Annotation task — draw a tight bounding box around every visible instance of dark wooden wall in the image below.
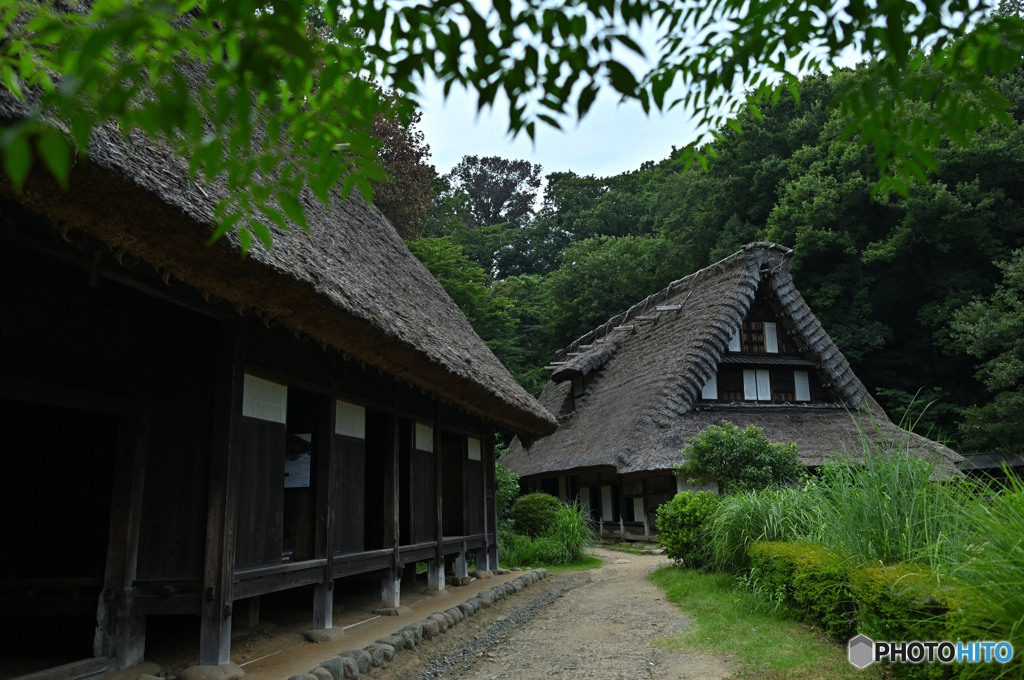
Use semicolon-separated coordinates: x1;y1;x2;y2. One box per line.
334;435;366;554
465;458;483;535
441;433;464;537
235;418;286;568
413;448;436;544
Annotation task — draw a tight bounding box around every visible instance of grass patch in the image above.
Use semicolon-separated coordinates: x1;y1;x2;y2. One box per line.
531;555;604;572
650;566;884;679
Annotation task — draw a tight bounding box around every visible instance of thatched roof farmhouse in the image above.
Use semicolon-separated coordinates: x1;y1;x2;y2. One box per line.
1;68;554;676
504;243;960;538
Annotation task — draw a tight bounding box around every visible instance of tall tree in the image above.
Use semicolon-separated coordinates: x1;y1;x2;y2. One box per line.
447;155;543;229
370;100;437;239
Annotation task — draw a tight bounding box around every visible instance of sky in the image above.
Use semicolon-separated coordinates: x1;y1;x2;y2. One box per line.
416;79;705;179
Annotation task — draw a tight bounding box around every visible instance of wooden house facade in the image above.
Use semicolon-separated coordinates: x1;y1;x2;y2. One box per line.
503;243;960;540
0;93;556;675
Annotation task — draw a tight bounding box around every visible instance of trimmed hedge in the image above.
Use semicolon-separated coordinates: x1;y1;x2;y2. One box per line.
849;564;993;679
656;491;721;568
748;541;856;639
511;493;561;538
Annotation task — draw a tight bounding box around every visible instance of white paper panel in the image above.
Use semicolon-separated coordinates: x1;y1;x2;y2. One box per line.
764;322;778;354
242;374;287;423
601;485;614;522
633;497;645;522
284;458;311;488
579;487;591;518
558;476;567;502
467;437;481;461
701;371;718;400
415;422;432;451
728;328;741;352
743;370;758;401
335;400;365;439
756;370;771;401
794;370;811;402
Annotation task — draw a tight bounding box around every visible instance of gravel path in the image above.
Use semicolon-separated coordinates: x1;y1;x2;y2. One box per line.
407;548;736;680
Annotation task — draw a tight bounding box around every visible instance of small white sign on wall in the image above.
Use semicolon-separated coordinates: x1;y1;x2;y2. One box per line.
284;457;311;488
467;437;481;461
601;485;614;522
633;497;645;522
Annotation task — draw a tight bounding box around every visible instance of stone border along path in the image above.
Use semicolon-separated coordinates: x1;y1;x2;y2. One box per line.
283;569;549;680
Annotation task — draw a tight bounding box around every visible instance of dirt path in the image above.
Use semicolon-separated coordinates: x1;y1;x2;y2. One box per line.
403;548;736;680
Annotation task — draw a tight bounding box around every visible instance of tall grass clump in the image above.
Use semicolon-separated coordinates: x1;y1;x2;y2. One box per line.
707;487;824;570
499;500;595;567
811;417;979;577
960;471;1024;668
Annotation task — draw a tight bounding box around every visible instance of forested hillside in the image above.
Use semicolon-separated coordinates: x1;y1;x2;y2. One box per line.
406;65;1024;453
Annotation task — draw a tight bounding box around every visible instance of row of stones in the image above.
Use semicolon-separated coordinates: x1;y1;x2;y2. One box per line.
288;569;549;680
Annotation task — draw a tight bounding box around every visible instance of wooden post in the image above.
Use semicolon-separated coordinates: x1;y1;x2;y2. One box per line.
484;432;498;570
454;541;469;578
199;323;243;666
642;478;651;540
381;410;401;608
312;392;337;629
94;322;151;668
94;411;149;667
427;404;445;592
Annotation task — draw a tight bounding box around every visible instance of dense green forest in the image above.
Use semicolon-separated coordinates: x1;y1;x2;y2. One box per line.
405;64;1024;453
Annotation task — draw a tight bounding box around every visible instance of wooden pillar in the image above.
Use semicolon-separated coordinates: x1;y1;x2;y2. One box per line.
94;411;150;667
428;404;445;592
381;410;401;608
312;392;337;629
199;323;243;666
642;478;651;540
483;432;498;570
454;541;469;578
94;322;151;668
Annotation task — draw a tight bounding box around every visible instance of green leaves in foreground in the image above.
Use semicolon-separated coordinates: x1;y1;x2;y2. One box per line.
1;0;393;253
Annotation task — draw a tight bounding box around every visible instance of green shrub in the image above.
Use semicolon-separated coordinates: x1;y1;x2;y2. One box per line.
675;421;806;494
511;492;561;537
495;460;520;522
813;430;980;578
958;474;1024;679
656;491;721;568
708;487;823;570
499;501;595;567
747;541;856;639
850;563;986;678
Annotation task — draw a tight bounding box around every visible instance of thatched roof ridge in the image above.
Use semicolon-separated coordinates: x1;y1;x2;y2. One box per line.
503;243;960;475
0;80;556;435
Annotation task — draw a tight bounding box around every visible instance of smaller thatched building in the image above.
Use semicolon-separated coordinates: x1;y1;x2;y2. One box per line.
503;243;961;539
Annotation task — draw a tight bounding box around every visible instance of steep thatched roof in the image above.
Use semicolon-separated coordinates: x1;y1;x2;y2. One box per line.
0;72;556;436
504;243;960;474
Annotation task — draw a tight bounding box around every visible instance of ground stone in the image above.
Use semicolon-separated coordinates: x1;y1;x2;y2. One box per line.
476;591;494;606
419;618;440;639
467;597;484;610
398;622;423;644
470;570;491;579
457;602;473;618
444;607;463;624
287;674;318;680
375;635;405;652
318;657;358;680
398;629;416;649
338;650;372;675
304;627;345;643
363;643;394;666
177;664;244;680
308;667;333;680
428;612;450;631
374;606;411;617
502;583;515;595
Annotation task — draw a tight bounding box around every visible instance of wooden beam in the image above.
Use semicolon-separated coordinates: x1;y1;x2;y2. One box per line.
0;375;136;416
612;326;634;332
9;658;111;680
199;322;244;666
655;305;681;311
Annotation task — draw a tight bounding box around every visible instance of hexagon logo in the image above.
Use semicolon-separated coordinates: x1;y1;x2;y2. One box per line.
848;634;875;669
